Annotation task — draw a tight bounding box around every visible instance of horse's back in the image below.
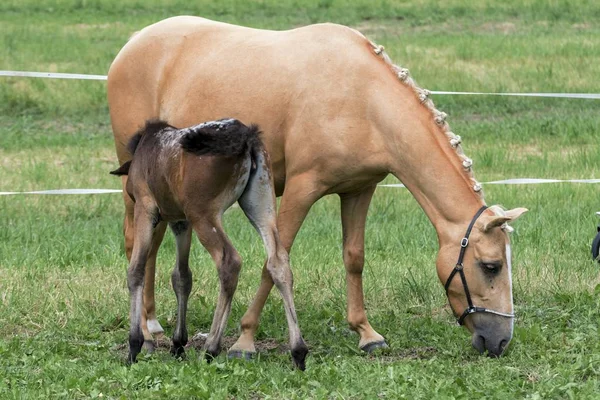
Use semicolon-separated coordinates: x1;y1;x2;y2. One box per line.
108;16;373;132
108;16;389;192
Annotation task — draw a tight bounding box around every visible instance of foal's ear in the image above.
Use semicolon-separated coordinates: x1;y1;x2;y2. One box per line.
480;207;528;232
110;161;131;176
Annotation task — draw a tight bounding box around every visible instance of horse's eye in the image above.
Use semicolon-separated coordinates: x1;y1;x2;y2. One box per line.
480;262;502;273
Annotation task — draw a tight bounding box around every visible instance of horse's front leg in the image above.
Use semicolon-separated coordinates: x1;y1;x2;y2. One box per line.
340;186;388;352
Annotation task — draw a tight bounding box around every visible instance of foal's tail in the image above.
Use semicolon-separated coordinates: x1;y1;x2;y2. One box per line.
180;119;262;157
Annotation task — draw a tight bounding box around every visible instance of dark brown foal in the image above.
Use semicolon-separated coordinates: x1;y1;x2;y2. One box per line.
110;119;308;369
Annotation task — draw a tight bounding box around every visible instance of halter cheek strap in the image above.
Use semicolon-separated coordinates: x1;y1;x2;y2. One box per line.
444;205;515;325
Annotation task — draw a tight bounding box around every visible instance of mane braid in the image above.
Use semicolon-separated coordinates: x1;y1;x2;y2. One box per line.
369;41;484;199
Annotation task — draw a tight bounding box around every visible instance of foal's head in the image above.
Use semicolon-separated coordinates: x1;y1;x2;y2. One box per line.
437;206;527;357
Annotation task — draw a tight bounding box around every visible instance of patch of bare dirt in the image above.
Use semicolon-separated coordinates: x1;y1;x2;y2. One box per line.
369;346;438;362
185;334;286;353
479;22;516;34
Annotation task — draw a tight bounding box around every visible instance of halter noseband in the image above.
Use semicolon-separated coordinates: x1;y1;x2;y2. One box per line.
444;205;515;325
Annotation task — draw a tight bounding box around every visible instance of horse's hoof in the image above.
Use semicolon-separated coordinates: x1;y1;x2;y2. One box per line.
142;340;155;354
360;340;389;354
227;350;255;361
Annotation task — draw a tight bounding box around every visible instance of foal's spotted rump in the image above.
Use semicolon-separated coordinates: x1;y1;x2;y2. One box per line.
111;119;308;369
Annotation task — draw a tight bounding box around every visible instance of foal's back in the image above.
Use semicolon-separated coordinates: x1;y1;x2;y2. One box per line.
122;119;261;222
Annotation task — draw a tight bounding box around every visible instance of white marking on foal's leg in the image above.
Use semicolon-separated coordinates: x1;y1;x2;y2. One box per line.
147;319;164;335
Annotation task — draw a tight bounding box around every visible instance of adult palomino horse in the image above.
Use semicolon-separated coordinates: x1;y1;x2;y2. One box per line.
110;119;307;368
108;16;527;357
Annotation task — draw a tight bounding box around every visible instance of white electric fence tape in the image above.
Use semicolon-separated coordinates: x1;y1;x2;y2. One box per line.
1;71;599;195
0;71;107;80
2;70;600;99
429;91;600;100
0;189;122;196
2;179;599;195
379;178;600;188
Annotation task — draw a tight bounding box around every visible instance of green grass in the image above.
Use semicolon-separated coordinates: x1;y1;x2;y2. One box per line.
1;0;600;398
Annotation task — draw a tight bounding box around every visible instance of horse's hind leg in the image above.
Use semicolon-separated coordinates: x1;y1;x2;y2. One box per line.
230;148;308;369
126;203;156;364
169;221;193;358
340;186;387;353
193;218;242;360
143;221;167;341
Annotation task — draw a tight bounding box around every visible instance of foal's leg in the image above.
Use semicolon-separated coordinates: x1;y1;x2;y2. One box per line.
230;151;308;369
127;203;156;363
169;221;193;358
230;173;324;361
340;186;387;352
122;180;165;350
193;218;242;359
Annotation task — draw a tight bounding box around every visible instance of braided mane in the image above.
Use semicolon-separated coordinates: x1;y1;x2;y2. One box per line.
370;42;484;199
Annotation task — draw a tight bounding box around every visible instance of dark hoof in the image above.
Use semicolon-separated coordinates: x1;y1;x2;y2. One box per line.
143;340;155;354
291;343;309;371
361;341;389;354
127;352;138;365
204;349;220;363
227;350;255;361
170;345;186;360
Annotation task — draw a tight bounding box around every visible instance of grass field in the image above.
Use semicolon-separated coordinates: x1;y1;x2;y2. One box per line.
1;0;600;398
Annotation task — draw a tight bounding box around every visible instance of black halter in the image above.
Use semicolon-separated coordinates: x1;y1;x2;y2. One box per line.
444;205;515;325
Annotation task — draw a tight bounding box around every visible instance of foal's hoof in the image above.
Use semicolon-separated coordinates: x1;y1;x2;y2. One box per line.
126;352;138;366
142;340;155;354
204;349;221;363
170;345;186;360
292;344;309;371
360;340;389;354
227;350;255;361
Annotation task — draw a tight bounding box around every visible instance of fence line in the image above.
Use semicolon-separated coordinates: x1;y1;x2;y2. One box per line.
2;70;600;99
2;70;599;196
2;178;600;196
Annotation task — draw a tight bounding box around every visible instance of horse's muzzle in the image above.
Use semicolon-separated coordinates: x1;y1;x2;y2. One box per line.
472;331;511;357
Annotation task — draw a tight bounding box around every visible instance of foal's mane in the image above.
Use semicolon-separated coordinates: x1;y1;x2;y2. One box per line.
369;41;484;199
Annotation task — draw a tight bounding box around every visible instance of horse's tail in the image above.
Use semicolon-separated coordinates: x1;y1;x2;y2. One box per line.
180;119;261;157
110;119;174;176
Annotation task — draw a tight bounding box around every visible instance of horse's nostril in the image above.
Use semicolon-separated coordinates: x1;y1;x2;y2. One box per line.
499;339;508;353
472;334;486;354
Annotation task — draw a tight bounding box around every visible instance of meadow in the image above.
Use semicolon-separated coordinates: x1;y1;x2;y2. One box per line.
1;0;600;398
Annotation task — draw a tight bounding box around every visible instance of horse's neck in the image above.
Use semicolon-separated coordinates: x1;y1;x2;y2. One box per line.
374;86;485;243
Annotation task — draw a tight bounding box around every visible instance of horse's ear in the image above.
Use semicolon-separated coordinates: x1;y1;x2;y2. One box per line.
504;207;528;221
480;215;511;232
110;161;131;176
480;207;528;232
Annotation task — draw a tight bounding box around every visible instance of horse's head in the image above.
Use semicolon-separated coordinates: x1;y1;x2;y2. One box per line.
437;206;527;357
